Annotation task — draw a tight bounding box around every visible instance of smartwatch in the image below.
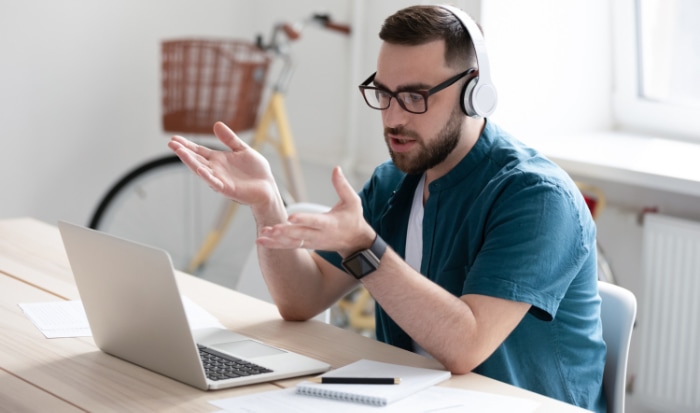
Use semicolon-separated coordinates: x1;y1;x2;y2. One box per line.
341;234;387;279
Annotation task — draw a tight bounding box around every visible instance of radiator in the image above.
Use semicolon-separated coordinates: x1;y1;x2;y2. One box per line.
637;213;700;411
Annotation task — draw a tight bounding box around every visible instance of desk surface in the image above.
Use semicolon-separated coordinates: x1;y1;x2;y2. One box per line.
0;218;590;412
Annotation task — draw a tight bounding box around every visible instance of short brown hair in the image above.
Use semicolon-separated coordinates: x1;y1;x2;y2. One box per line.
379;5;477;70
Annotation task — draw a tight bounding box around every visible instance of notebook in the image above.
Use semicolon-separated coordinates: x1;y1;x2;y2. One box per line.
57;221;330;390
296;359;451;406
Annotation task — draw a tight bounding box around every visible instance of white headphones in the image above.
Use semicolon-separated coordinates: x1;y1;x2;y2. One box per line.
439;5;498;118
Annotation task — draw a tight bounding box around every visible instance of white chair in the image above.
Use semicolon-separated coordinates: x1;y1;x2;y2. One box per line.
598;280;637;413
236;202;331;323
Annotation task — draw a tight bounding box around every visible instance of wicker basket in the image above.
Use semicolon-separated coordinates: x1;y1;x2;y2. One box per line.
161;39;270;135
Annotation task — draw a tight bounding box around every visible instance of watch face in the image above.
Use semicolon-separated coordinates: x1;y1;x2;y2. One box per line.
343;253;376;278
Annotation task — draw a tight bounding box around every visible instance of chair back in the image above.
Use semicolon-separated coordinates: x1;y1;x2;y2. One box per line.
598;281;637;413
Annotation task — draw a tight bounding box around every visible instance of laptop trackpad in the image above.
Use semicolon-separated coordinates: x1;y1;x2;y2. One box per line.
211;340;286;359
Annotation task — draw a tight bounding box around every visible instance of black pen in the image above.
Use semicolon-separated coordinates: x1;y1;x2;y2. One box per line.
308;377;401;385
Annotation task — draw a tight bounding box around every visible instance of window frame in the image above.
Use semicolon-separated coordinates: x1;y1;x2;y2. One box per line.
612;0;700;142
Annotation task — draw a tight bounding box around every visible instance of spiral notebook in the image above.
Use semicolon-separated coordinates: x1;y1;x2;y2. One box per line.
296;359;451;406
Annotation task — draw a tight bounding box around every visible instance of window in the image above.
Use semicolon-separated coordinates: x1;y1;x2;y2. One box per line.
638;0;700;107
612;0;700;141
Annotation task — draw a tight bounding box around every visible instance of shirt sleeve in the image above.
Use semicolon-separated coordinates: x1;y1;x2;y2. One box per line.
463;170;595;320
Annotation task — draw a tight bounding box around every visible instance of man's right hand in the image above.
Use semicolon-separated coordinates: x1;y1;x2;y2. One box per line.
167;122;282;210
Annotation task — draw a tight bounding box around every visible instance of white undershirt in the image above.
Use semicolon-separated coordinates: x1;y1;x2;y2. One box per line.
405;173;425;272
406;174;432;358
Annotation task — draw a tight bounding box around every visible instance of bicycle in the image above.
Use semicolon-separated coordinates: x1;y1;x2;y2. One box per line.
88;13;350;284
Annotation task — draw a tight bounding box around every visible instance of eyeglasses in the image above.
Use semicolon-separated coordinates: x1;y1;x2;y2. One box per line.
358;68;476;114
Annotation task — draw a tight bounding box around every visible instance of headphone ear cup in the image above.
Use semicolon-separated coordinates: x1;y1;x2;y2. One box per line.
461;76;478;117
472;82;498;118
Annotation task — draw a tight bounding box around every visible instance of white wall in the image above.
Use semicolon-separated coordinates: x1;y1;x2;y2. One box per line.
482;0;613;137
0;0;352;225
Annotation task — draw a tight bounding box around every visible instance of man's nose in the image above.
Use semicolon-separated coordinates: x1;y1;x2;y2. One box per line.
382;98;409;128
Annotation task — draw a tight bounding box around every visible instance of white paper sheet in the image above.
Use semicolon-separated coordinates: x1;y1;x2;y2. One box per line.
19;300;91;338
210;386;540;413
19;296;223;338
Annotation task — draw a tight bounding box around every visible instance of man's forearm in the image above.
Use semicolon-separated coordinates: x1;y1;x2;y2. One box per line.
361;248;530;374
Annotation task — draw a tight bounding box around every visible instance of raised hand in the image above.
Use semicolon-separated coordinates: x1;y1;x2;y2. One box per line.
257;166;375;255
168;122;281;208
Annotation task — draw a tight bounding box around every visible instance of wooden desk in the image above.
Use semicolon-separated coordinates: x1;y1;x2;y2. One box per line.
0;218;590;412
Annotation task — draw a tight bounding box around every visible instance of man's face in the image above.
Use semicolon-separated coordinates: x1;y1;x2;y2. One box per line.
374;40;466;175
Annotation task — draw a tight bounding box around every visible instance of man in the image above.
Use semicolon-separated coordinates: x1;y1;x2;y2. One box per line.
169;5;606;412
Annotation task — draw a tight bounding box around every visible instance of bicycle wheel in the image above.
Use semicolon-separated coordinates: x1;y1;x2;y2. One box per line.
89;155;257;286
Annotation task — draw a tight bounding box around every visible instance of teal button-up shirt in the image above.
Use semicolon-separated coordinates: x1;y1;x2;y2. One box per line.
318;120;606;412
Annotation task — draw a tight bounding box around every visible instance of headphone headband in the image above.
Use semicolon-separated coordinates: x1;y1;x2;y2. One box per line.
439;5;497;118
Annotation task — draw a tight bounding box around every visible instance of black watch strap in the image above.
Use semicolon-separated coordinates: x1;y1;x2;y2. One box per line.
341;234;387;279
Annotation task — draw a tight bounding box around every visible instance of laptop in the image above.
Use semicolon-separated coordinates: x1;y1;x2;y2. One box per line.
57;221;330;390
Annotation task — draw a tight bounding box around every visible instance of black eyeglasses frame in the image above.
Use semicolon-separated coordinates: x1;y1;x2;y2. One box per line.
358;68;477;114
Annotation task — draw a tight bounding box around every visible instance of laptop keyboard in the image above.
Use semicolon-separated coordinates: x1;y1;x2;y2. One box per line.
198;344;273;381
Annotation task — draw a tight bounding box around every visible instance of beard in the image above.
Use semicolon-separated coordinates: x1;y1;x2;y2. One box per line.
384;104;463;175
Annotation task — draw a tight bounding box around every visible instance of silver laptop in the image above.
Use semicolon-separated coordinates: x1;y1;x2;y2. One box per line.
58;221;330;390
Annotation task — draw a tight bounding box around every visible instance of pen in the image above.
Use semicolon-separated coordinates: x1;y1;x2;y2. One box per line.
308;377;401;385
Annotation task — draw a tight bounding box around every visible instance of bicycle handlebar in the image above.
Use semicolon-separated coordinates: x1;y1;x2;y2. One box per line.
256;12;350;52
281;24;301;41
311;13;351;35
322;21;351;35
255;12;350;93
